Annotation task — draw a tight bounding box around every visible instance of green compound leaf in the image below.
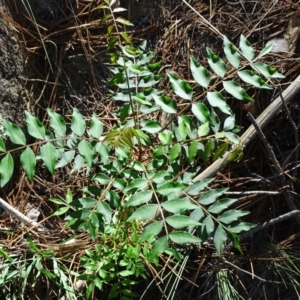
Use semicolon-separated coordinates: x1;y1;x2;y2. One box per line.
228;222;256;233
71;154;85;173
218;209;249;224
149;236;168;261
239;35;255;61
119;31;132;44
138;39;148;52
97;201;112;224
140;120;162;133
158;130;173;145
161;198;198;214
258;42;273;58
238;70;272;89
188;140;199;163
207;92;233;115
65;188;73;204
227;146;243;162
126;190;153;207
53;206;69;216
4;120;26;145
208;198;237;214
119;104;130;122
104;127;141;150
78;140;94;168
148;61;162;72
86;223;97;241
133;93;152;105
187;178;214;196
127;204;158;222
71;108;86;136
199;216;215;244
55;150;75;169
223;81;254;101
210;107;221;133
109;73;126;86
116;17;134;26
138;75;163;88
157;182;186;196
40;142;57;175
199;188;228;205
223;36;241;68
95;143;109;164
109;92;130;102
72;197;97;209
128;64;152;76
121;45;141;58
189;208;204;224
223;115;236;131
203;140;215;162
206;48;227;78
139;221;163;243
25;111;45;140
214;225;227;257
123;178;148;193
252;62;285;79
224;132;240;144
168;143;181;163
167;73;193;100
192;102;212;124
153;94;177;114
89;113;103;139
213;143;228;161
178;115;194;137
190;56;211;88
81;186;101;197
20;147;36;182
151;171;173;184
93;173;110;185
169;231;201;244
166;215;201;229
198;122;210;137
90;211;101;228
0;153;13;187
0;137;5;152
47;109;66;137
136;129;151;145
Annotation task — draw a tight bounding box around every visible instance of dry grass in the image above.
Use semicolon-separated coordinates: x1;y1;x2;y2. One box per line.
1;0;300;299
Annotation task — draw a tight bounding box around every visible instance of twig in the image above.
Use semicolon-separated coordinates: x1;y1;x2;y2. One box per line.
246;112;300;227
278;87;299;176
239;210;300;242
226;210;300;250
223;258;300;287
0;197;48;232
224;190;283;195
251;163;300;181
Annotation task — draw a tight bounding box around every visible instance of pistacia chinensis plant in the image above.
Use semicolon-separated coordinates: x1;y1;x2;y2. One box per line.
0;2;284;299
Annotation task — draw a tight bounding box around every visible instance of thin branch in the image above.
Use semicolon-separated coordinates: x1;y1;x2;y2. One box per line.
223;258;300;287
226;210;300;252
0;197;48;232
251;163;300;181
278;87;299;174
246;112;300;227
239;210;300;242
224;190;283;195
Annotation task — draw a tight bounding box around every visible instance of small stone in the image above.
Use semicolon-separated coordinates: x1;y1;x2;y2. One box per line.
266;38;289;53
